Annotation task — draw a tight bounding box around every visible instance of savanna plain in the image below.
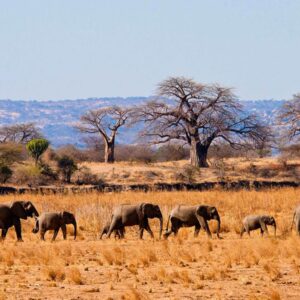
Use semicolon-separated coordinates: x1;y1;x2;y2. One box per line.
0;188;300;300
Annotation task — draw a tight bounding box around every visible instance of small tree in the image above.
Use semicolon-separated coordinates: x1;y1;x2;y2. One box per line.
26;138;49;165
0;123;41;144
0;165;12;183
77;106;131;163
57;155;77;183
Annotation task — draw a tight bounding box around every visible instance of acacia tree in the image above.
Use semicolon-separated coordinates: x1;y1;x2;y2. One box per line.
0;123;41;144
137;77;268;168
78;106;131;163
278;94;300;142
26;138;49;165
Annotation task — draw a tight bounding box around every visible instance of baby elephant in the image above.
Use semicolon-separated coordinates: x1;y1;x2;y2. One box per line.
100;222;125;239
240;215;276;237
32;211;77;241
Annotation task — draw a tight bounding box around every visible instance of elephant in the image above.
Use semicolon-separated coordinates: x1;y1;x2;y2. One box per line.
106;203;163;239
163;205;221;239
100;221;125;239
32;211;77;241
291;205;300;235
0;201;39;241
240;215;276;237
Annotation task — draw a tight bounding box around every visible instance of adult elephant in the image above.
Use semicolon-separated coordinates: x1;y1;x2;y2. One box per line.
0;201;39;241
107;203;163;239
291;205;300;235
164;205;221;239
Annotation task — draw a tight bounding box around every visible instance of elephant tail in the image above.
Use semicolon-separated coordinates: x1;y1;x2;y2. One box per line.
165;215;170;232
291;211;296;231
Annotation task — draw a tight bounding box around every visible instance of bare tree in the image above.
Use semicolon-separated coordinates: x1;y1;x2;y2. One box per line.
0;123;41;144
278;94;300;142
137;77;268;168
77;106;131;163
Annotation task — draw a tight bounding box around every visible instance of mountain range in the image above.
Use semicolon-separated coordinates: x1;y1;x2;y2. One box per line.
0;98;285;147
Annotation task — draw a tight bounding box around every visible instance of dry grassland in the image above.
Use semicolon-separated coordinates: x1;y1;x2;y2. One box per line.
0;188;299;299
82;158;300;184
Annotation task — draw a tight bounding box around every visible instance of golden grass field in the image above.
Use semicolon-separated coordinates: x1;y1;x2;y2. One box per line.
0;188;300;299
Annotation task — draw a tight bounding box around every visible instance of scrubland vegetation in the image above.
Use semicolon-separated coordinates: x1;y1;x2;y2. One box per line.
0;188;299;299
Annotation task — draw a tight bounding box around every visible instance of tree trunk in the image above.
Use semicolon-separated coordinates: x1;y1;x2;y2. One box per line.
104;141;115;163
190;139;209;168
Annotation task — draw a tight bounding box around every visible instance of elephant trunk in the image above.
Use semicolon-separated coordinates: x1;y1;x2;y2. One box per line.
158;216;163;239
273;222;276;237
216;215;221;239
73;220;77;240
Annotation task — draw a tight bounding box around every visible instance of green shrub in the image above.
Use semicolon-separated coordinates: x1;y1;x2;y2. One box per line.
26;138;49;165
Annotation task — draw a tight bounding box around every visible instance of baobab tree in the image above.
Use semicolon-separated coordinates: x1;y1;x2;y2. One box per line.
78;106;131;163
137;77;268;168
278;94;300;142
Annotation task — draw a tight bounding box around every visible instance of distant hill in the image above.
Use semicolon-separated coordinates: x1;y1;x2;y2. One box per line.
0;97;285;147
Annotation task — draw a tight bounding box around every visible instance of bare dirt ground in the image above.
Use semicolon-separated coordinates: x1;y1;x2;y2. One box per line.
0;189;299;299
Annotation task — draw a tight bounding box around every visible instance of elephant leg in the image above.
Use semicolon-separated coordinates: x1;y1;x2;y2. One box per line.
61;224;67;240
260;222;269;236
1;228;8;240
296;218;300;236
243;224;251;236
196;216;212;238
194;224;200;237
144;221;154;239
139;227;144;239
172;218;182;237
100;227;107;239
260;227;264;236
13;218;23;241
40;229;46;241
240;226;245;238
107;218;119;238
120;227;125;239
52;228;59;241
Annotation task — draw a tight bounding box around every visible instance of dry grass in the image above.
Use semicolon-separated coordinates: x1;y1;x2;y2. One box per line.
81;157;300;184
0;188;299;299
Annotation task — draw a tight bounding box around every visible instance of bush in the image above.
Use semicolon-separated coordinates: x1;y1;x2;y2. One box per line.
0;142;25;165
74;166;99;185
57;156;78;183
39;162;58;180
12;164;47;186
154;144;189;162
0;165;12;183
212;158;226;180
174;165;200;183
56;145;88;162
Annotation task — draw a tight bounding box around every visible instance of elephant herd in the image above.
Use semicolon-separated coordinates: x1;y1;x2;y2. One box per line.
0;200;300;242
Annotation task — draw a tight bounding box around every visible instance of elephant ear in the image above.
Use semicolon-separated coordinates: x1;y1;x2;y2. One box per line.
137;203;147;221
10;201;27;220
61;211;74;224
196;205;208;217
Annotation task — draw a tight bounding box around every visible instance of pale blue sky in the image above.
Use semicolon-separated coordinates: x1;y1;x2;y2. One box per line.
0;1;299;100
